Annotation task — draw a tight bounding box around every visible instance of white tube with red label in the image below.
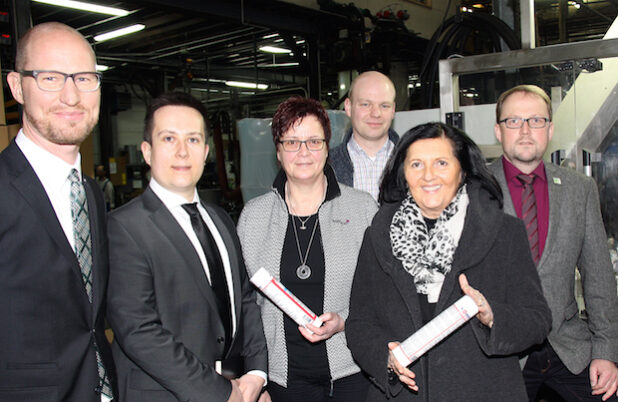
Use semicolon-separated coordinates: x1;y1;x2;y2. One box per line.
392;295;479;367
250;267;323;333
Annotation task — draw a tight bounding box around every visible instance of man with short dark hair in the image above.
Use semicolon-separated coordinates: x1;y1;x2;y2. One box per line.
107;92;267;402
489;84;618;401
0;22;117;402
330;71;398;201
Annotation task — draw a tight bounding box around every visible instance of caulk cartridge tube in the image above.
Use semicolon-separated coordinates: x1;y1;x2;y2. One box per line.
250;267;323;332
392;295;479;367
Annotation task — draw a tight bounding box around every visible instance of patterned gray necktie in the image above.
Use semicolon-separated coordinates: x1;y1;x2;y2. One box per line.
68;169;112;398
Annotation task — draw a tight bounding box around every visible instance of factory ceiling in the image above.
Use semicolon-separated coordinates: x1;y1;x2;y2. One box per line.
3;0;617;115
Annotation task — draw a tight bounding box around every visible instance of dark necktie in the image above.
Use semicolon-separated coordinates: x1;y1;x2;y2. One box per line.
517;173;540;265
68;169;112;398
182;203;232;353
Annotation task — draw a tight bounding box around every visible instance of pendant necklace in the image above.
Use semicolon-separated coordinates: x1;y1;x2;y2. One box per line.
285;180;326;230
296;215;312;230
291;213;319;280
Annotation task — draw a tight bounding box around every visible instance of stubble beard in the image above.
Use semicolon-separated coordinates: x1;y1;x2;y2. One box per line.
511;144;544;166
23;105;96;146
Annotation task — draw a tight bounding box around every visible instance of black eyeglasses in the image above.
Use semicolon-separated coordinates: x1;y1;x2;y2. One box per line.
278;139;326;152
499;117;550;129
19;70;102;92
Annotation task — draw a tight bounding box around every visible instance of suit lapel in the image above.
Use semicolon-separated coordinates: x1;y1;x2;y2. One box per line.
202;204;241;329
143;188;221;317
7;143;89;303
491;158;562;271
490;159;516;216
540;164;563;269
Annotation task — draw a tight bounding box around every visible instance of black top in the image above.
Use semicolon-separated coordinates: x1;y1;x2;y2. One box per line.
272;165;341;382
280;213;329;380
419;216;439;323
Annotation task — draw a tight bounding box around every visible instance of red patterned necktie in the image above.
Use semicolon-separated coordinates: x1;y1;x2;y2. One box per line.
517;173;540;265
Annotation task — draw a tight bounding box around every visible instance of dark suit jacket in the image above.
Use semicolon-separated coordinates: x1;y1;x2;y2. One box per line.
489;159;618;374
0;140;118;402
107;186;267;402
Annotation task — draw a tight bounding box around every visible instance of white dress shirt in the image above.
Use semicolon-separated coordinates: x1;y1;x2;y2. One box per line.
149;178;238;331
16;130;82;249
148;178;267;383
16;130;113;402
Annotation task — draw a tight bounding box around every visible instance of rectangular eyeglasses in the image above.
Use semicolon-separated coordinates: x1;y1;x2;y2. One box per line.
278;139;326;152
499;117;550;129
19;70;102;92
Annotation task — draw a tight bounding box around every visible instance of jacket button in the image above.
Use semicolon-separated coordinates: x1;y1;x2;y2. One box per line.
217;336;225;343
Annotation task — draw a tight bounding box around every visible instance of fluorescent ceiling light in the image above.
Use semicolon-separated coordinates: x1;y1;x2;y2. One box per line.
225;81;268;90
262;33;279;39
259;46;291;54
95;64;109;71
259;62;300;68
94;24;145;43
33;0;129;16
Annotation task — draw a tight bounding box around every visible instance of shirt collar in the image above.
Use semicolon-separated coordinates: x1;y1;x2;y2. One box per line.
347;134;392;157
149;178;199;210
15;129;82;189
273;163;341;203
502;156;547;186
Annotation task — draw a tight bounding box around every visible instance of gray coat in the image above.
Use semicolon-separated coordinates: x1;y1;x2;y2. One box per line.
489;159;618;373
237;171;378;387
347;180;552;401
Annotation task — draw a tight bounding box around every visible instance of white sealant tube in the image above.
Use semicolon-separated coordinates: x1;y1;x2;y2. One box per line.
250;267;323;332
392;295;479;367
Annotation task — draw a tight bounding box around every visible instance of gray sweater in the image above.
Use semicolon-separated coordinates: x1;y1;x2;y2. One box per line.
237;174;377;387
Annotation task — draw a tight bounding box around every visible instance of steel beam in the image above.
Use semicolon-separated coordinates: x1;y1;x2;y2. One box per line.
439;37;618;118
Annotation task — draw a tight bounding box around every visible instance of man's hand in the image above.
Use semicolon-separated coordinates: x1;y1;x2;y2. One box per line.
237;373;265;402
227;379;243;402
257;390;272;402
299;312;344;343
590;359;618;401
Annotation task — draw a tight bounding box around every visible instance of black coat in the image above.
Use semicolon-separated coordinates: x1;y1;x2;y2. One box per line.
346;180;551;401
0;141;118;402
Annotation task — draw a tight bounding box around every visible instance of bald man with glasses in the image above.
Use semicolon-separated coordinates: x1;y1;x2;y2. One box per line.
0;22;117;402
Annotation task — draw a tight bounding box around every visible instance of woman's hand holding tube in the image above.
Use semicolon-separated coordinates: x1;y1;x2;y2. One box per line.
299;312;344;343
459;273;494;328
388;342;419;391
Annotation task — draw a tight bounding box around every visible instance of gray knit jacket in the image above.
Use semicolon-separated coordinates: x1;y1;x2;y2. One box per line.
237;168;378;387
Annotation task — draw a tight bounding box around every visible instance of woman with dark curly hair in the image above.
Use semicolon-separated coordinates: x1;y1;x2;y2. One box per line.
238;96;377;401
346;122;551;401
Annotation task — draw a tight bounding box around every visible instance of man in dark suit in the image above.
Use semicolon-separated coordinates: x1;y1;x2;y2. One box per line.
107;92;268;402
0;22;117;402
489;85;618;401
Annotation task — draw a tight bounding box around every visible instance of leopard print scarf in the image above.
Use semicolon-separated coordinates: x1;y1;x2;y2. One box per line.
390;185;469;303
